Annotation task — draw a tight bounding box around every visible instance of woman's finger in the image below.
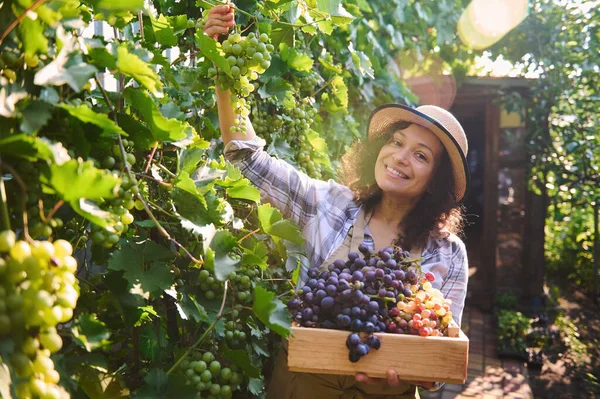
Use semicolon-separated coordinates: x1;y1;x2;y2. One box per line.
386;369;400;387
203;25;230;38
206;11;234;22
208;4;231;14
203;17;234;32
355;373;380;385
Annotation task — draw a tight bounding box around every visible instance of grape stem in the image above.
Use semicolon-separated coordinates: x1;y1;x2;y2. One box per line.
0;160;30;241
312;61;352;98
237;228;260;243
0;167;11;231
143;141;159;174
94;76;204;266
0;0;47;45
167;280;229;375
46;200;65;221
134;172;173;187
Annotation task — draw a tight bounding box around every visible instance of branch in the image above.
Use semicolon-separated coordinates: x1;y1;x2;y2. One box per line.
94;77;203;265
0;0;48;45
238;228;260;243
0;168;11;231
46;200;65;221
167;280;229;375
0;160;30;240
144;141;159;174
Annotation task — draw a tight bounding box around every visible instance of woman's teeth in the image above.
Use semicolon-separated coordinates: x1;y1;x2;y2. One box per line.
386;166;408;179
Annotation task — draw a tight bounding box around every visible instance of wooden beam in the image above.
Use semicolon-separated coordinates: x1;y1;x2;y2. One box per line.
481;102;500;311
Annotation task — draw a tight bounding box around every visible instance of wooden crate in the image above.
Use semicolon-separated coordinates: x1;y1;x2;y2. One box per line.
287;323;469;384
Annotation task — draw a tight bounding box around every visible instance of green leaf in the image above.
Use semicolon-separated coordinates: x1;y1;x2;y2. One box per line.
257;204;304;245
117;45;162;95
20;101;53;133
270;25;294;48
223;346;260;378
150;14;177;47
0;134;52;161
349;43;374;79
248;378;265;396
19;16;48;56
258;77;294;103
316;0;354;25
287;51;313;72
242;251;268;270
44;159;120;202
59;104;127;137
124;88;190;142
116;113;156;150
207;230;240;281
176;293;210;323
86;0;143;11
252;285;292;337
194;31;231;77
226;184;260;203
108;240;175;299
72;199;119;233
78;366;130;399
306;129;331;167
317;19;334;34
71;314;111;352
160;102;185;120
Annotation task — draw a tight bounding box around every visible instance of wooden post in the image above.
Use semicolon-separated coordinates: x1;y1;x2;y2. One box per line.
482;102;500;311
594;202;599;304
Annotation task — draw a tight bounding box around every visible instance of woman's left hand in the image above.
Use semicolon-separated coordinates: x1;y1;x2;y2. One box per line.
355;369;434;390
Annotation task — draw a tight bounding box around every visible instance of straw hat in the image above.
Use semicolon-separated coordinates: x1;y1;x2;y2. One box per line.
367;104;470;202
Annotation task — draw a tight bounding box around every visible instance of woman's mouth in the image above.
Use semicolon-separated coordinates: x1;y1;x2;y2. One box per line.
385;166;409;179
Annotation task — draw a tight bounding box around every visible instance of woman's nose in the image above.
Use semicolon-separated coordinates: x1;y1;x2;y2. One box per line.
392;148;410;164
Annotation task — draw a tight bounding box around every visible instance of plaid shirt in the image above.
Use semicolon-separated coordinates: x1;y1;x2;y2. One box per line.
224;137;469;326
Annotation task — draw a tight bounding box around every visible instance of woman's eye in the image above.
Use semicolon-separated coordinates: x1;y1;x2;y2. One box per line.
393;140;402;147
416;152;427;161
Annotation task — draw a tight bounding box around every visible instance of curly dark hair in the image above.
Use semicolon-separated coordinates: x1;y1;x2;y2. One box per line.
337;121;464;250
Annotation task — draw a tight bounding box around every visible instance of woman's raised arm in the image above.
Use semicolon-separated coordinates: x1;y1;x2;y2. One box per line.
203;4;257;145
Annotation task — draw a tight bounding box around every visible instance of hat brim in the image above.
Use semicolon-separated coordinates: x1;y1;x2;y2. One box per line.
367;104;471;203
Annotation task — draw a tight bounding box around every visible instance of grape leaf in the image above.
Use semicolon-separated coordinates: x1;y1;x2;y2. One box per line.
226;184;261;203
71;314;111;352
206;230;240;281
257;204;304;245
59;104;127;137
73;199;118;232
124;88;190;142
248;378;265;396
108;240;175;299
223;346;260;378
252;285;292;337
150;14;177;47
258;77;294;102
44;159;121;202
78;367;131;399
176;293;210;323
85;0;143;11
117;45;163;95
316;0;355;25
348;42;374;78
19;16;48;56
194;31;231;78
0;134;52;161
20;101;53;133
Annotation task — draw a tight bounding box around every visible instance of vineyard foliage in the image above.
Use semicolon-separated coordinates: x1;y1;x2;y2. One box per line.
488;0;599;292
0;0;477;396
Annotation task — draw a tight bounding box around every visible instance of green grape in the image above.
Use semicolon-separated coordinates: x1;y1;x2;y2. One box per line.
200;369;212;383
0;230;16;252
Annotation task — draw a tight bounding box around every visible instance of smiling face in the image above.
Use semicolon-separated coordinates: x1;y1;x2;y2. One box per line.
374;123;445;202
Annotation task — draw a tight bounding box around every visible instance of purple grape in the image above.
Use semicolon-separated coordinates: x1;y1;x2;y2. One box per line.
356;343;370;356
327;263;335;272
383;275;393;285
339;272;352;282
308;267;319;278
378;289;387;298
326;284;337;296
386;259;397;269
354;258;366;268
367;335;381;350
348;252;359;262
352;271;364;281
333;259;346;269
327;277;339;286
375;269;384;278
368;301;379;312
351;289;363;303
377;322;387;332
361;295;370;305
385;291;395;298
351;319;363;332
367;258;377;266
394;270;405;280
364;322;375;333
366;271;376;282
304;292;314;304
288;298;301;309
302;308;313;320
378;251;391;261
403;288;413;298
337;314;351;327
358;243;370;254
301;285;312;294
321;296;335;311
308;279;318;289
315;290;327;302
347;333;361;346
349;350;361;363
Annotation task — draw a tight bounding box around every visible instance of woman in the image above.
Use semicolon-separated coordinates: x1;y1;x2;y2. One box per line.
204;5;469;398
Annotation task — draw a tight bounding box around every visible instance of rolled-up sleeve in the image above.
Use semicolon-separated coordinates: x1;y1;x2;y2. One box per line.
223;137;343;228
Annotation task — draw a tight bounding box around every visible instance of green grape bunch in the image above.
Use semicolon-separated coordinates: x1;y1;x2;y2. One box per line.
207;31;274;133
0;231;78;399
179;351;243;398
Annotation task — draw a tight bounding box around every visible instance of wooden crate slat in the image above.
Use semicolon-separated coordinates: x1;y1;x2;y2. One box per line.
288;326;469;384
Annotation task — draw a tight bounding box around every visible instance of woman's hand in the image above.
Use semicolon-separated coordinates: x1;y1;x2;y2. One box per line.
355;370;434;390
202;4;235;39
